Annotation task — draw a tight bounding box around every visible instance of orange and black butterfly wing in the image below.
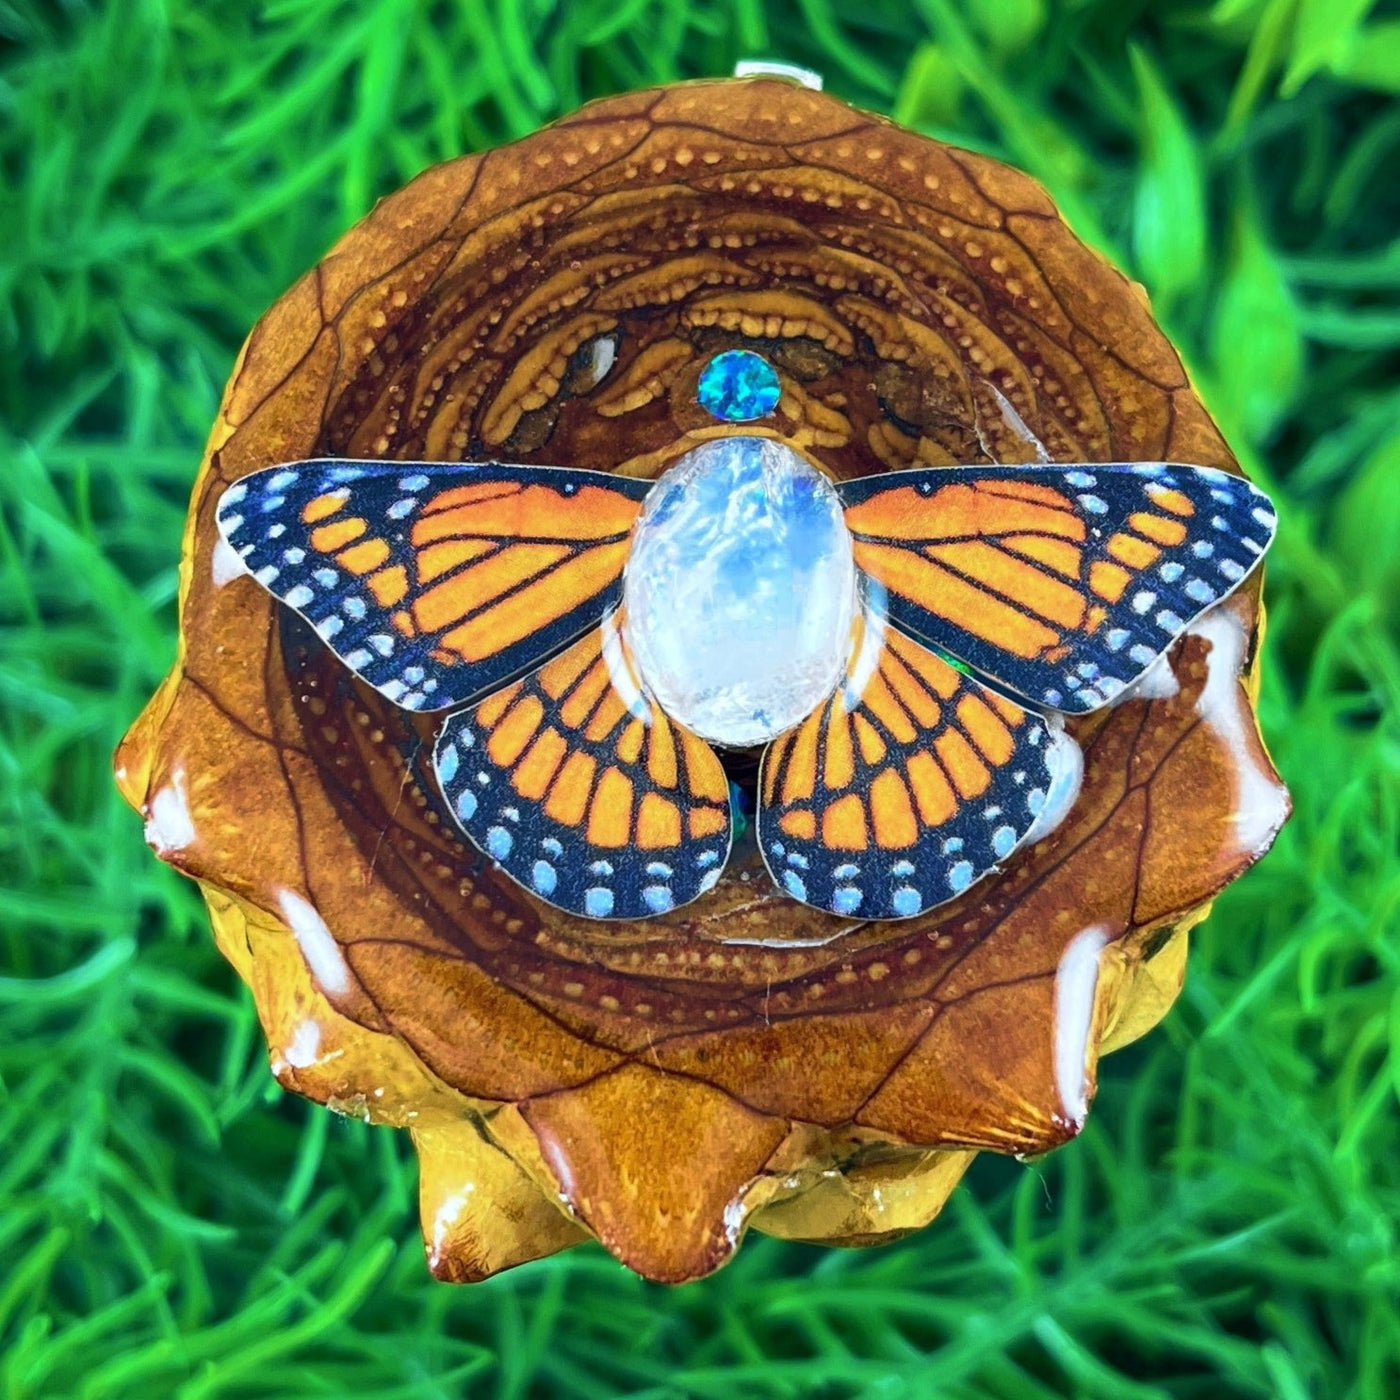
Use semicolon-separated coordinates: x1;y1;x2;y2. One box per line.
757;615;1068;918
434;612;732;919
839;462;1276;712
216;458;652;711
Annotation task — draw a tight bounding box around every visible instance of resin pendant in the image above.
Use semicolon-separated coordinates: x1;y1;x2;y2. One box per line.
116;73;1289;1286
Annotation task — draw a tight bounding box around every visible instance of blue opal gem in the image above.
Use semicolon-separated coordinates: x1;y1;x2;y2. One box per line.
697;350;781;422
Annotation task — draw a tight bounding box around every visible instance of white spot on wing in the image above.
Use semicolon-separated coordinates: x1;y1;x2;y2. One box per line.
278;889;351;995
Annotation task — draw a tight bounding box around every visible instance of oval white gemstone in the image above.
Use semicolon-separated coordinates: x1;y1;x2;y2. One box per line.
622;436;856;747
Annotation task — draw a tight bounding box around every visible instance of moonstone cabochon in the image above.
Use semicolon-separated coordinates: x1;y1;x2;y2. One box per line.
114;77;1290;1284
622;434;857;746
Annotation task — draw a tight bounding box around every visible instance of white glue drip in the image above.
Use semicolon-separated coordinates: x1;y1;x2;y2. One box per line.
144;768;196;853
282;1018;323;1070
278;889;351;996
1024;720;1085;848
988;382;1052;463
1053;923;1111;1127
211;535;248;587
1190;608;1290;856
1128;651;1180;700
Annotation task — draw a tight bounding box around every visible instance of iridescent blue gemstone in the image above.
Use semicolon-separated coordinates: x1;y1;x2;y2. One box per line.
696;349;781;422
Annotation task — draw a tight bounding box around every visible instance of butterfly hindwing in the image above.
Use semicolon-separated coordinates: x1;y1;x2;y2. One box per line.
216;458;652;711
757;614;1061;918
839;462;1276;712
434;612;732;920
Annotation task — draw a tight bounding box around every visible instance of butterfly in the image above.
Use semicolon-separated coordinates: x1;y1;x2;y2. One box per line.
216;452;1276;921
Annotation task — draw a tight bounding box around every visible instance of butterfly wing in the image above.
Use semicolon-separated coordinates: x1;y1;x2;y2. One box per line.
839;462;1277;711
757;612;1068;919
435;611;732;920
216;458;652;711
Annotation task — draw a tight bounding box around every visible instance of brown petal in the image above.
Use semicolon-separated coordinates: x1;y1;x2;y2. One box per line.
521;1064;788;1281
751;1147;976;1245
414;1118;587;1282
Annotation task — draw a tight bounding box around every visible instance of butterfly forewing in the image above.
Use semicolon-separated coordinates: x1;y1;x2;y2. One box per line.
435;612;732;921
216;458;652;711
839;462;1276;712
756;614;1061;918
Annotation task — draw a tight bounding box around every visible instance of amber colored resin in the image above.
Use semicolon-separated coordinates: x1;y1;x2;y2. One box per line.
116;78;1289;1284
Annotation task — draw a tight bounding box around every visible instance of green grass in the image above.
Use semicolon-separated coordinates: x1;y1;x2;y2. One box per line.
2;0;1398;1395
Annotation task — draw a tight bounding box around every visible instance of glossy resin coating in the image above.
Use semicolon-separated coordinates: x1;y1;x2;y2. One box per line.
116;77;1289;1284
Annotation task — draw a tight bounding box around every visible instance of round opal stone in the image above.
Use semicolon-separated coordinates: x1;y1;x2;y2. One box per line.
622;436;857;747
696;350;781;422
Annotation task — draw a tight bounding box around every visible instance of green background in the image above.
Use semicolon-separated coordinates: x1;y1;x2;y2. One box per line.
2;0;1398;1395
